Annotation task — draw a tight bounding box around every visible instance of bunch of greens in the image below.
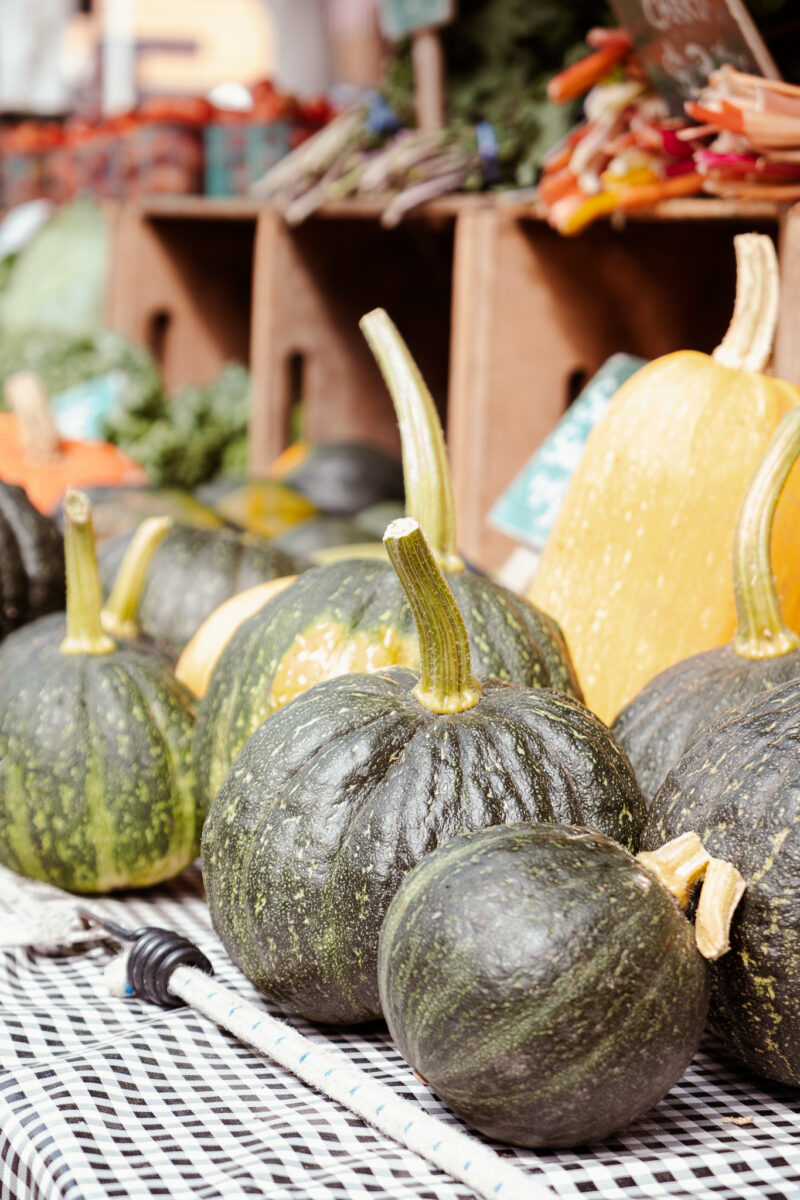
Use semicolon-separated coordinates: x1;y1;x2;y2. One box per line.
104;363;250;489
384;0;612;188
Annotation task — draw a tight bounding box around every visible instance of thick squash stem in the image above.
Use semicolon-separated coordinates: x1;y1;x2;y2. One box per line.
733;408;800;659
4;371;61;462
360;309;464;574
101;516;173;640
637;832;710;909
384;518;481;713
712;233;779;373
61;490;115;656
694;857;746;961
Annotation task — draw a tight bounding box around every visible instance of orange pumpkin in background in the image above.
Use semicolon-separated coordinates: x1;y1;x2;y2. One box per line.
529;233;800;724
0;372;147;513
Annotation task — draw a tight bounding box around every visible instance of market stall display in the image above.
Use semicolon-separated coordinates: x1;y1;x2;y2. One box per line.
4;2;800;1197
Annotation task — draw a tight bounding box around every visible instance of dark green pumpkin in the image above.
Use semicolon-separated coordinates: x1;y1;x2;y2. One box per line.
378;822;710;1147
0;481;64;640
200;519;644;1025
99;525;295;662
0;492;199;893
613;410;800;800
54;484;226;546
194;311;582;808
268;441;404;515
270;514;380;568
643;677;800;1085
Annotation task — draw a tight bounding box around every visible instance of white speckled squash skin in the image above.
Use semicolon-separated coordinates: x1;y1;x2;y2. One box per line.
193;558;583;812
643;678;800;1085
202;520;644;1026
0;612;199;893
201;668;644;1026
99;526;295;662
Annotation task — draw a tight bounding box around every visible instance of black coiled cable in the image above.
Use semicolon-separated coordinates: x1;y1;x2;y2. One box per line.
127;927;213;1008
78;909;214;1009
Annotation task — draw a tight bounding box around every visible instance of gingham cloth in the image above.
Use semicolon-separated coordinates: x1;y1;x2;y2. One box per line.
1;865;799;1200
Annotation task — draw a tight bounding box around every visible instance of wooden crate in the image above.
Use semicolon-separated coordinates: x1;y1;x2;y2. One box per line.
449;197;788;570
106;195;795;572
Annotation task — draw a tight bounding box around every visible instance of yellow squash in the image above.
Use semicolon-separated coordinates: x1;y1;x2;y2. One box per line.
529;233;800;723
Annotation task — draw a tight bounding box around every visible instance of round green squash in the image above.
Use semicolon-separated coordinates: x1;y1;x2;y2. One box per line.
54;484;226;546
613;410;800;800
270;514;380;568
378;822;710;1147
267;440;404;515
0;480;65;640
201;518;644;1026
99;525;295;662
194;311;582;808
643;677;800;1085
0;491;199;893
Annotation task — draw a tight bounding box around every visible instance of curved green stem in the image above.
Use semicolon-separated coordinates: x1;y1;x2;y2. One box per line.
61;490;115;656
384;517;480;714
101;516;172;640
360;308;464;573
712;233;779;373
733;408;800;659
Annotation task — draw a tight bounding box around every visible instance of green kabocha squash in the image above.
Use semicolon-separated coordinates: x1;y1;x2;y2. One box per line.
643;677;800;1085
0;491;199;893
378;823;726;1147
54;484;226;546
266;440;405;515
99;525;295;662
269;514;381;568
201;518;644;1025
194;310;581;808
0;480;65;640
613;409;800;800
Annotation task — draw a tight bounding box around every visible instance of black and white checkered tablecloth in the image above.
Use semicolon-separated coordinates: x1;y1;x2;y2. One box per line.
1;865;799;1200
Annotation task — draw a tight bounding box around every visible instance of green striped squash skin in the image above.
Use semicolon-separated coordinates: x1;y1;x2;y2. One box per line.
99;526;295;662
194;560;583;810
612;644;800;801
0;613;199;893
643;679;800;1086
0;482;64;640
378;822;709;1148
201;669;645;1026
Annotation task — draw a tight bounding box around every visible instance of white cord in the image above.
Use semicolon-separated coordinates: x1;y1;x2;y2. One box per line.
169;965;554;1200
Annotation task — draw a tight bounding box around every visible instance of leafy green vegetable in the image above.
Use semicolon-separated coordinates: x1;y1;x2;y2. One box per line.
0;199;108;335
383;0;611;187
104;363;251;488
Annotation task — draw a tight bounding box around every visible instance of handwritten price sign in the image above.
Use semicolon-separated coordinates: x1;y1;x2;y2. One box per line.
379;0;455;40
609;0;780;113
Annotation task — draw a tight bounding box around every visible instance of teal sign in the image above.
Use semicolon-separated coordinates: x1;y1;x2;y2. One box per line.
379;0;455;39
489;354;646;551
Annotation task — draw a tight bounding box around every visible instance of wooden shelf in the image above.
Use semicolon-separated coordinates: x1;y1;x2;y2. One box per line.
132;192;488;223
106;192;800;572
131;191;785;226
